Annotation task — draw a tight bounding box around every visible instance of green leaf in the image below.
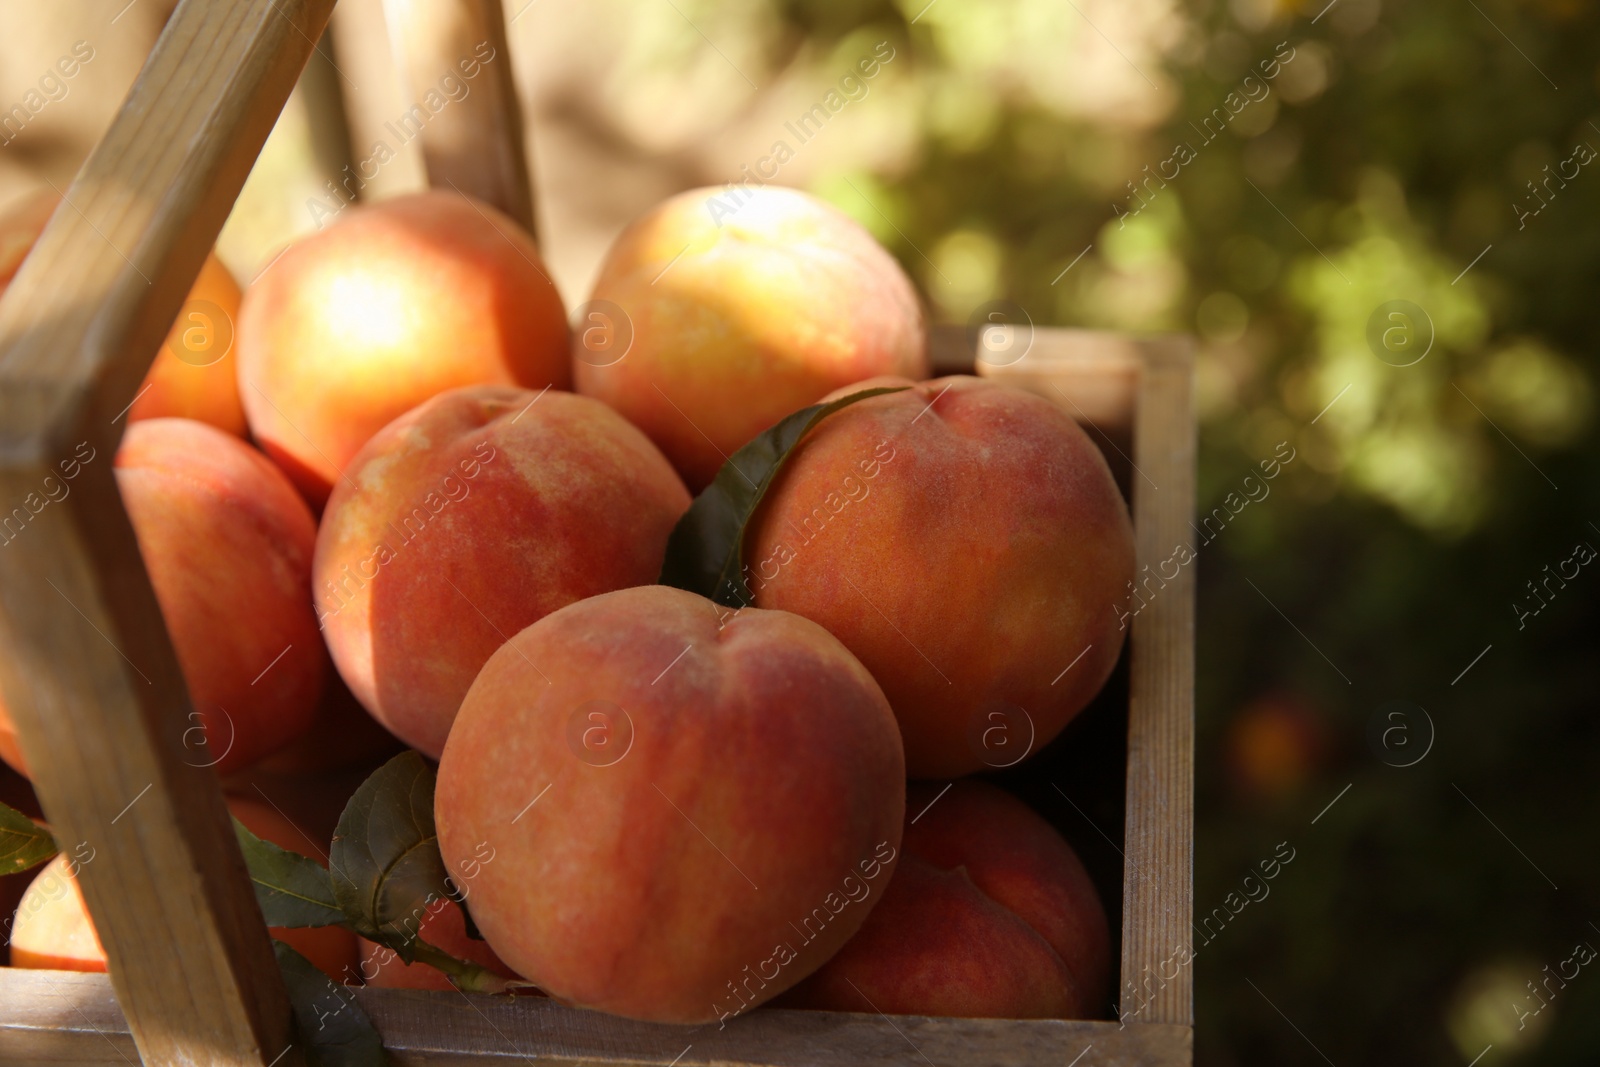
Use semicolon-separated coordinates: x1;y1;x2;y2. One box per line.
659;386;906;608
0;800;56;875
327;751;532;993
329;751;449;961
234;816;343;929
273;940;388;1067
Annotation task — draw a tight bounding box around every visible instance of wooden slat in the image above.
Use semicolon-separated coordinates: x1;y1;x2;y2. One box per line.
329;0;431;203
1119;338;1196;1027
381;0;537;235
0;1;337;1065
0;969;1192;1067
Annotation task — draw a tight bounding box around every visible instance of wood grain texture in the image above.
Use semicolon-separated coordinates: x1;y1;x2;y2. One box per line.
0;969;1192;1067
381;0;537;235
330;0;431;203
0;1;337;1064
1120;338;1197;1027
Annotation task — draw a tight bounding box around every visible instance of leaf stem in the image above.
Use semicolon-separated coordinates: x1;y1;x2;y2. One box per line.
408;938;532;995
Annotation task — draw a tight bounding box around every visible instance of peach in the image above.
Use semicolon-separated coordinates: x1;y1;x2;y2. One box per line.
576;185;927;491
0;419;326;779
127;253;248;436
1;189;246;436
746;375;1134;778
314;385;690;757
238;190;570;507
7;797;358;979
435;585;905;1024
780;780;1111;1018
356;894;518;991
6;854;101;971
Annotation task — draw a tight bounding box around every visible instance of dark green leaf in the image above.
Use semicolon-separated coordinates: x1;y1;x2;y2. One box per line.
659;386;906;607
0;800;56;875
235;816;343;929
273;940;388;1067
329;751;451;962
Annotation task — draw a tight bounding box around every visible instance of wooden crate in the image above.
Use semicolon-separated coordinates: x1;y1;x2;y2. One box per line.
0;2;1194;1064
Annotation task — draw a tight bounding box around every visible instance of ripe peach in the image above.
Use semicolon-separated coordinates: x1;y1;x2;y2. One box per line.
435;585;906;1024
1;189;246;436
314;385;690;757
576;185;928;491
7;797;357;979
238;190;571;507
6;852;101;971
127;254;248;436
780;780;1111;1018
746;375;1134;778
0;419;326;780
116;420;325;773
356;894;518;991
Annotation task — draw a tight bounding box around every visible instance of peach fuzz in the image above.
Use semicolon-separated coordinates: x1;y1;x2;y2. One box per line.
7;797;358;979
314;385;690;758
780;780;1111;1018
238;190;570;507
435;585;905;1024
1;189;246;436
745;375;1134;778
576;185;927;491
0;420;324;777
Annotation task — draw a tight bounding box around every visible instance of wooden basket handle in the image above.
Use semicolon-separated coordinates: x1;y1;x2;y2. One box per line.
337;0;537;236
0;2;337;1064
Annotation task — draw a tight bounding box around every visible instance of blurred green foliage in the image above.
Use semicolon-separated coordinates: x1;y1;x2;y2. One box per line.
722;0;1600;1061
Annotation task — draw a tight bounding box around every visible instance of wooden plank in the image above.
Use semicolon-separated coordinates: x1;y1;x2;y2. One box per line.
382;0;537;235
1119;338;1197;1028
329;0;431;203
0;970;1193;1067
0;1;338;1065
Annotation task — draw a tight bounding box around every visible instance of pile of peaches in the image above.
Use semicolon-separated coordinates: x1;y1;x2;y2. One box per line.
0;182;1133;1025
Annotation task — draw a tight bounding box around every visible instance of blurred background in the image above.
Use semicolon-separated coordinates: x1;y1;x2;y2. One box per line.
3;0;1597;1062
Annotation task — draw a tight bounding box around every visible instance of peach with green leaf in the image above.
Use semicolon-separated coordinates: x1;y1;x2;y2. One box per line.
743;376;1134;778
7;796;357;979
